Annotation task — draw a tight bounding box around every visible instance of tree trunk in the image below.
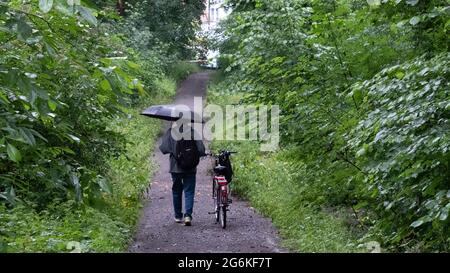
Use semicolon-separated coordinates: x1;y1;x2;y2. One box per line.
117;0;125;16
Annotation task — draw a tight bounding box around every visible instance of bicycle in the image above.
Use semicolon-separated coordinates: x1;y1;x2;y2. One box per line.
207;150;236;229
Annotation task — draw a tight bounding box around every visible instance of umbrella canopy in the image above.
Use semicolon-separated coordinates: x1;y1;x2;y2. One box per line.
141;104;204;123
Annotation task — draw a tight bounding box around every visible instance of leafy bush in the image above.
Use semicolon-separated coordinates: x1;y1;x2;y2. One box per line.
0;0;198;252
217;0;449;251
0;1;145;207
347;53;450;250
0;202;128;252
0;78;175;252
209;88;363;252
168;61;202;83
120;0;205;59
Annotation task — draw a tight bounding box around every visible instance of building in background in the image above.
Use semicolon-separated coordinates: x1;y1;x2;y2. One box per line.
199;0;231;68
201;0;231;31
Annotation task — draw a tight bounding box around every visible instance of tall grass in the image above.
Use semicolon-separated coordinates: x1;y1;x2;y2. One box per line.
208;84;366;252
0;78;176;252
168;61;201;83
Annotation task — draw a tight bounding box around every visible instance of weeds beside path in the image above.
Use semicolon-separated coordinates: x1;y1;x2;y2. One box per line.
129;72;287;253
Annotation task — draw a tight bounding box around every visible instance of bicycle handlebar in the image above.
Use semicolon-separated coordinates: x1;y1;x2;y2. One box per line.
206;150;238;157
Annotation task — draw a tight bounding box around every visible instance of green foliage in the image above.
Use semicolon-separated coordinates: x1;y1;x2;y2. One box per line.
0;0;136;207
168;61;201;83
347;53;450;250
0;77;176;252
0;202;129;252
0;0;196;252
105;80;175;225
218;0;449;251
209;88;363;253
123;0;206;59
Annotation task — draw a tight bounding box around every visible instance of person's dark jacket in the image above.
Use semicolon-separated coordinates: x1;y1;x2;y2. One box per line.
159;128;206;174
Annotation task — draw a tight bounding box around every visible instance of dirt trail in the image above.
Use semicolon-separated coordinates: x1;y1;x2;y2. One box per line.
128;72;286;253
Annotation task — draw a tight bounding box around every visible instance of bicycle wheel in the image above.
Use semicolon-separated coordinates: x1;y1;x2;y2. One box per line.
212;178;216;197
220;206;227;229
215;189;220;223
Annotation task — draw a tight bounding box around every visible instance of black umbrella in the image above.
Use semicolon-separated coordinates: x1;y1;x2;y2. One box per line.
141;104;204;123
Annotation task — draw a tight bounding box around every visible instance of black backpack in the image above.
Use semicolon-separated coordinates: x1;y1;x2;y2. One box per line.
174;139;200;170
218;154;233;183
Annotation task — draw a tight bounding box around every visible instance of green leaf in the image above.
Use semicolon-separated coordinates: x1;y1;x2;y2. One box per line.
395;71;405;80
410;219;424;228
44;41;56;57
126;61;140;69
0;90;9;103
356;147;366;157
19;128;36;145
67;0;81;6
70;173;82;202
410;215;432;228
24;73;37;79
48;100;57;111
406;0;419;6
439;210;448;221
0;193;7;202
100;79;112;91
409;16;421;26
98;178;113;194
7;143;22;163
29;129;48;142
353;201;368;210
0;187;16;205
39;0;54;13
353;89;363;104
16;19;32;41
77;6;97;26
136;82;145;96
68;134;81;143
61;147;76;155
367;0;381;6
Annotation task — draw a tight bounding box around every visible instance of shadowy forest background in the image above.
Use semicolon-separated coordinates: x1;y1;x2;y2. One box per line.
0;0;204;252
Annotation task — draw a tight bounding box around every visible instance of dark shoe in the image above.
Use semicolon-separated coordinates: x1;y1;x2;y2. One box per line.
184;216;192;226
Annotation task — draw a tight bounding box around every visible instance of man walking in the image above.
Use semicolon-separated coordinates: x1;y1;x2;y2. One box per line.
159;124;206;226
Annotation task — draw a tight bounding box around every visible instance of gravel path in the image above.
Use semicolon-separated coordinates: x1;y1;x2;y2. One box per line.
128;72;286;253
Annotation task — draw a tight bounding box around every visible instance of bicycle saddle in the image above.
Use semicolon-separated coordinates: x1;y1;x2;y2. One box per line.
214;165;227;173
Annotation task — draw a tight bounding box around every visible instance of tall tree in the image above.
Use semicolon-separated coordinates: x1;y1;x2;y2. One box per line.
117;0;125;16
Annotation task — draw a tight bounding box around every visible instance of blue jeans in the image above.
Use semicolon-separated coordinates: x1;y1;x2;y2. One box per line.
171;173;196;219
